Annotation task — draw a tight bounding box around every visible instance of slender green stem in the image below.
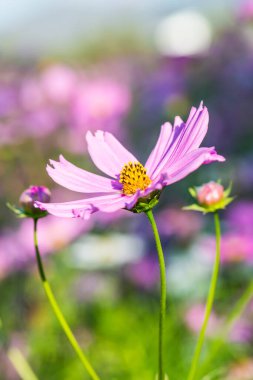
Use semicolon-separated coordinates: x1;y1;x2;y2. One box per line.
199;279;253;379
187;212;221;380
8;347;39;380
146;209;167;380
33;218;100;380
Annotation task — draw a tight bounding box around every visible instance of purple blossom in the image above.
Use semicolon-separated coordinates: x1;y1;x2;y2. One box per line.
124;257;159;290
228;201;253;235
36;102;224;218
229;319;253;343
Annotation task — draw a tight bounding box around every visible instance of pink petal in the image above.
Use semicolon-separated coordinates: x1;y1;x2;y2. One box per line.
86;131;138;178
145;122;173;176
174;102;209;157
47;155;115;193
163;147;225;186
150;102;210;179
36;193;138;219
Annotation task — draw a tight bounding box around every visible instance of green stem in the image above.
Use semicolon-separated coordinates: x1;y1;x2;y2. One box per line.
146;209;167;380
187;212;221;380
33;218;100;380
8;347;39;380
198;279;253;379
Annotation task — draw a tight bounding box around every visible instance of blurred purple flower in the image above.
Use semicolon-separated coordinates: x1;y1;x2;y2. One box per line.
124;257;159;290
156;207;203;240
228;201;253;235
220;233;253;264
229;318;253;343
40;64;77;104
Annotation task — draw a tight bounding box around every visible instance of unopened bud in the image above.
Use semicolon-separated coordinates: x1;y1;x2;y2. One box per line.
197;181;224;207
19;186;51;218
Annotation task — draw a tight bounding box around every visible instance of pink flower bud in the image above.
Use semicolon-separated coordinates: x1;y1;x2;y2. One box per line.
19;186;51;217
197;181;224;207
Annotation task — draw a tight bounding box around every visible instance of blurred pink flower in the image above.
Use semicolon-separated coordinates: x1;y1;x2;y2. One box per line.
200;233;253;265
20;78;45;110
237;0;253;22
220;233;253;264
184;304;221;336
23;107;60;138
41;64;77;104
71;78;131;131
37;102;224;219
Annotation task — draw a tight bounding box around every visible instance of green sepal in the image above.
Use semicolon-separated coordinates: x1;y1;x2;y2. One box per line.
188;187;197;198
6;202;48;219
131;190;161;213
223;181;232;197
6;203;28;218
183;204;207;213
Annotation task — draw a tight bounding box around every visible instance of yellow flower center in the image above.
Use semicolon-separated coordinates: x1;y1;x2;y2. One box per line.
119;162;152;196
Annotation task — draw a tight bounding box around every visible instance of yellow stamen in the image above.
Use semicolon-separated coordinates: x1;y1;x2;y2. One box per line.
119;162;152;196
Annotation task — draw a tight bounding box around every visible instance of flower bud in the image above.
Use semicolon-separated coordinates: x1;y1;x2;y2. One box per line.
19;186;51;218
184;181;234;214
197;181;224;207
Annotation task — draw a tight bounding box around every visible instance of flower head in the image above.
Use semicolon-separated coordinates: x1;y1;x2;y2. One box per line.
8;186;51;219
36;102;225;219
184;181;233;214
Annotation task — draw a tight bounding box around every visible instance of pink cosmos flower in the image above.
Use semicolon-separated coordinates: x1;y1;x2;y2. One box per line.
36;102;225;219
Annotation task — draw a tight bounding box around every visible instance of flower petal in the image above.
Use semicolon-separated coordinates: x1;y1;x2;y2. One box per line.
145;122;173;176
36;193;138;219
47;155;116;193
86;131;138;178
150;102;210;179
163;147;225;186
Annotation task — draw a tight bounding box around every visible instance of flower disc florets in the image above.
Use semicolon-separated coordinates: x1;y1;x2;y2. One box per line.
119;162;152;196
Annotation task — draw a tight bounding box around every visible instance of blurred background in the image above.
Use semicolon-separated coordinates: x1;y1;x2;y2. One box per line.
1;0;253;379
